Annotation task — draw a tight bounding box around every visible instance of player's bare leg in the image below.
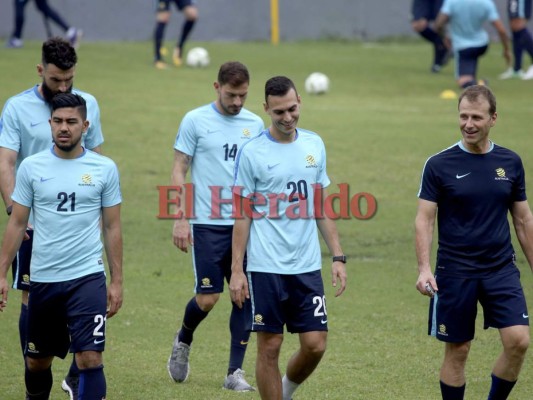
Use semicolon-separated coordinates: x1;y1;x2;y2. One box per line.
285;331;326;384
440;341;470;386
256;332;283;399
492;325;529;381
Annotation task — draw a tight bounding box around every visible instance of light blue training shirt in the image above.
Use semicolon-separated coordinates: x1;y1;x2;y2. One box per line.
174;102;264;225
12;148;122;282
233;128;331;275
440;0;500;51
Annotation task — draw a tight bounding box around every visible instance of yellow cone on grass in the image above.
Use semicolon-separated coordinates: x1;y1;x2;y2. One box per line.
440;89;457;100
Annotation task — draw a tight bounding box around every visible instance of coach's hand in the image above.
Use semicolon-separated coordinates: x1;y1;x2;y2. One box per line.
416;270;437;298
173;219;193;253
229;270;249;308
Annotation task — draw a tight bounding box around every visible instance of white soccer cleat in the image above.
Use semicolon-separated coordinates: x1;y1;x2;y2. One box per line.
499;67;524;80
522;65;533;80
67;27;83;49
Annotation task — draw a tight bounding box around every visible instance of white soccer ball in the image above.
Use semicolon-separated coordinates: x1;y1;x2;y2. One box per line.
186;47;210;68
304;72;330;95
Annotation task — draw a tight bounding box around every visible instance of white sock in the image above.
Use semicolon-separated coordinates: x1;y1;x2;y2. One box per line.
282;375;299;400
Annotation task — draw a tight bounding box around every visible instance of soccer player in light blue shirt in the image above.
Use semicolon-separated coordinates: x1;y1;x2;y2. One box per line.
230;76;347;400
0;37;104;398
435;0;511;87
168;61;264;390
233;127;329;275
0;93;122;400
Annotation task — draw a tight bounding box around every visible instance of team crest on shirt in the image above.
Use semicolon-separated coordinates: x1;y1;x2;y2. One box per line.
241;128;252;139
438;324;448;336
494;168;509;181
78;174;96;187
200;277;212;288
254;314;265;325
305;155;318;168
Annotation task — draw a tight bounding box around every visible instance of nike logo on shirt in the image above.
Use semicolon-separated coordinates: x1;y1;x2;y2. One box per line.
456;173;471;179
30;121;45;127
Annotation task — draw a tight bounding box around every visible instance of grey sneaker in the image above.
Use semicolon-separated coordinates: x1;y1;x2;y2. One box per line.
223;368;255;392
523;65;533;80
167;339;190;383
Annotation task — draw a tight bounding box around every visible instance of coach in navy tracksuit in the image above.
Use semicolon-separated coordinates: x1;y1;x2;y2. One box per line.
415;85;532;400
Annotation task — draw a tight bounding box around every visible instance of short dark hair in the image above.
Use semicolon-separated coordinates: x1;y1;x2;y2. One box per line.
50;93;87;120
458;85;497;116
218;61;250;87
42;37;77;70
264;76;298;102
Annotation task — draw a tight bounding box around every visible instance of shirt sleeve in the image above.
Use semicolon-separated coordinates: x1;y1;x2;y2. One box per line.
317;140;331;188
513;156;527;202
440;0;452;15
0;100;22;152
11;160;33;207
102;161;122;207
488;1;500;21
417;158;440;202
174;113;197;156
233;145;255;198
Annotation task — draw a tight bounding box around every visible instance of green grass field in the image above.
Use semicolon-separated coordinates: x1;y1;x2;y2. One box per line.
1;39;532;399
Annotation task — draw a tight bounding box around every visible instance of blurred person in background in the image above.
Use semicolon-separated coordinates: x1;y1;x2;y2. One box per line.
6;0;82;49
435;0;511;88
499;0;533;80
153;0;198;69
411;0;451;73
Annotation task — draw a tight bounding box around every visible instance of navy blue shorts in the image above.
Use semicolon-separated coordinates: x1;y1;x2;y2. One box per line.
156;0;195;12
411;0;444;21
455;45;488;78
508;0;532;20
428;263;529;343
191;224;246;294
245;270;328;334
11;229;33;291
26;272;108;359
